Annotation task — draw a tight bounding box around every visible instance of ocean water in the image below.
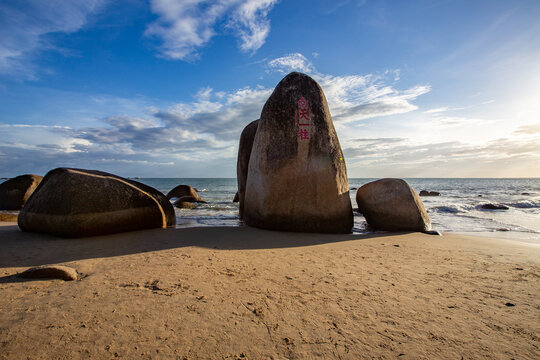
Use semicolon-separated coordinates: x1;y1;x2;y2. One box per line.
135;178;540;242
2;177;539;242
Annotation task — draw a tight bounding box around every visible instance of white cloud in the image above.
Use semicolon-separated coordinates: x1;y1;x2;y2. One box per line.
146;0;277;60
267;53;315;74
229;0;278;53
0;0;106;78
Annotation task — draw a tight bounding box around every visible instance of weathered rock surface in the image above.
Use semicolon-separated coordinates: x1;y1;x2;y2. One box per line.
356;178;431;232
236;119;259;218
19;265;78;281
18;168;175;238
481;203;509;210
174;196;206;209
243;72;353;233
166;185;202;201
419;190;440;197
0;174;42;210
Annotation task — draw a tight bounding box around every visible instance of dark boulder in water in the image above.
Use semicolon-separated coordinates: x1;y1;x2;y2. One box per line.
166;185;202;201
18;168;175;238
244;72;353;233
481;203;509;210
236;119;259;218
356;178;431;232
174;196;206;209
419;190;440;197
0;174;42;210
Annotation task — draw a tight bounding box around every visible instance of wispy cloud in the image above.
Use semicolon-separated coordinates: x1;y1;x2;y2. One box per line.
266;54;430;122
342;136;540;177
146;0;278;60
0;0;107;78
514;123;540;135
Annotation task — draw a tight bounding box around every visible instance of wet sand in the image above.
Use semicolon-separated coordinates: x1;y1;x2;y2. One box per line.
0;223;538;359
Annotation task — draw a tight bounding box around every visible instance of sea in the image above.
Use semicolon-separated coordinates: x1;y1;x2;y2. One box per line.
134;178;540;243
2;177;539;243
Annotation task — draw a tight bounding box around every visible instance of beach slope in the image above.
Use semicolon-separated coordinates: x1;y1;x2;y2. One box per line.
0;223;538;359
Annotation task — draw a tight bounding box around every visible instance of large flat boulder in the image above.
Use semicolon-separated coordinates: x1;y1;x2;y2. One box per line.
236;119;259;218
356;178;431;232
0;174;42;210
18;168;175;238
243;72;353;233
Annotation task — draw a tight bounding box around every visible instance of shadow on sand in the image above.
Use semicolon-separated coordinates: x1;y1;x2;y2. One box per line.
0;224;404;269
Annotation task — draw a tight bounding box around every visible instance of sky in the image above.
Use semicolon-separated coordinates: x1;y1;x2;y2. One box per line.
0;0;539;178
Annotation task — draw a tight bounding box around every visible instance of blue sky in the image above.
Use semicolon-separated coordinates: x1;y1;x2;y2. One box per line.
1;0;539;178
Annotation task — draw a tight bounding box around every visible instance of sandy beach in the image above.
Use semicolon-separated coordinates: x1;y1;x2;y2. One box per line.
0;223;538;359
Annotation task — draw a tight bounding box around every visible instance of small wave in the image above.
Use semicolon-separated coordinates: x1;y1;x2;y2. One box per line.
506;200;540;209
433;204;472;214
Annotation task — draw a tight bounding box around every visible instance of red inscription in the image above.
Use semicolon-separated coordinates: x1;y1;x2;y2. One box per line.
297;97;311;140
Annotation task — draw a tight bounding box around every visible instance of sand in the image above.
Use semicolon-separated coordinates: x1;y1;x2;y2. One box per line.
0;222;538;359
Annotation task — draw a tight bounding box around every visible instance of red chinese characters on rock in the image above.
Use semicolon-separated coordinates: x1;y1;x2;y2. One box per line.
296;97;311;140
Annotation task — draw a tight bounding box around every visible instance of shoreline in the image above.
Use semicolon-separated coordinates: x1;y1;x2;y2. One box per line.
1;223;539;359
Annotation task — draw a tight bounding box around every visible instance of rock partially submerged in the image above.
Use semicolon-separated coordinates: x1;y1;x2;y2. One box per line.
236;119;259;218
166;185;203;202
419;190;440;197
356;178;431;232
244;72;353;233
18;168;175;238
19;265;78;281
481;203;509;210
174;196;207;209
0;174;42;210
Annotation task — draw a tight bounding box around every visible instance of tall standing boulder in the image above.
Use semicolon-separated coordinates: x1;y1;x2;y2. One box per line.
18;168;175;238
0;174;42;210
236;119;259;218
356;178;431;232
243;72;353;233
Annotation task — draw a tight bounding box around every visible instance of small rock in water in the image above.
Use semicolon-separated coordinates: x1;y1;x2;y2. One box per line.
521;192;530;196
481;203;509;210
419;190;440;197
19;265;78;281
496;228;510;232
424;230;442;236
